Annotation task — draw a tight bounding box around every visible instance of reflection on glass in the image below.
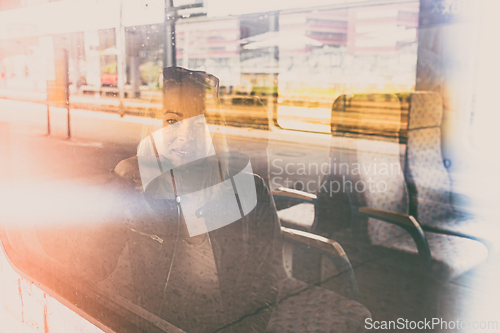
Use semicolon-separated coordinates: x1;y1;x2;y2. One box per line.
2;1;500;333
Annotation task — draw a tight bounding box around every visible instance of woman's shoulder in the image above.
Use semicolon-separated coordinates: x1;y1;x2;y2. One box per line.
113;156;141;185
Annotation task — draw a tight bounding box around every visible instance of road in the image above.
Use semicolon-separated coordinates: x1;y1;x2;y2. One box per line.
0;99;333;191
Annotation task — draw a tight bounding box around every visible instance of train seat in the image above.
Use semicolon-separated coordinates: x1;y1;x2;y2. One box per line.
339;133;488;280
112;156;371;332
267;277;370;332
404;92;500;255
272;93;405;236
274;191;318;232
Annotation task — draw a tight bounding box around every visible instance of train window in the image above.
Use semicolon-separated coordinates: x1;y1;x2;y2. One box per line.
275;3;418;134
1;0;500;332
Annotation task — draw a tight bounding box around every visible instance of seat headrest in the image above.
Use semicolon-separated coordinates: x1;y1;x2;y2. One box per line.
409;92;443;129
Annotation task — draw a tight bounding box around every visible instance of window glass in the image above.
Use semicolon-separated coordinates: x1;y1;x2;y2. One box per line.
1;1;499;333
275;3;418;134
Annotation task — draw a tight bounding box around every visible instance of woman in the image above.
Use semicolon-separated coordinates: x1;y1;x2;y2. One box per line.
113;67;284;333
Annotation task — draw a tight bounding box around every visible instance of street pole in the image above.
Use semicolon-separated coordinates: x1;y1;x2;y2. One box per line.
270;11;280;128
65;46;71;139
46;82;51;136
117;0;127;116
164;0;177;68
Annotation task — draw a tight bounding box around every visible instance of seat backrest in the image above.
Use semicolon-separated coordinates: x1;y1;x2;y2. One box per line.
331;93;402;139
340;138;410;246
331;94;409;246
405;92;454;224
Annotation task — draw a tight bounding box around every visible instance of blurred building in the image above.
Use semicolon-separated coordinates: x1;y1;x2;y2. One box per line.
176;17;241;87
0;0;420;101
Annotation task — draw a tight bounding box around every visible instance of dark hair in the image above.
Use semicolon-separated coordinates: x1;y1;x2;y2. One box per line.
162;67;225;127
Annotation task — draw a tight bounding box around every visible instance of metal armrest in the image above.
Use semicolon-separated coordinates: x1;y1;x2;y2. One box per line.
272;187;317;203
282;226;344;257
356;207;432;267
281;226;359;300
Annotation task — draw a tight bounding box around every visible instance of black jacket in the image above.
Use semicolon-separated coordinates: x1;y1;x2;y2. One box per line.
112;155;285;332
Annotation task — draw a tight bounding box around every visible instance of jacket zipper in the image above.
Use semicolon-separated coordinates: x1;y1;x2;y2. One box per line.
130;228;164;244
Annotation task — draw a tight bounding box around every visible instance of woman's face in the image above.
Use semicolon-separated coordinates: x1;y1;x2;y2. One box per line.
156;85;214;167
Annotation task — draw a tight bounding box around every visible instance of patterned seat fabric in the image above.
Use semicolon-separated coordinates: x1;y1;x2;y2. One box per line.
267;278;371;333
405;92;500;253
340;137;409;247
422;216;500;254
405;93;454;223
342;139;488;279
384;231;488;280
277;203;315;232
